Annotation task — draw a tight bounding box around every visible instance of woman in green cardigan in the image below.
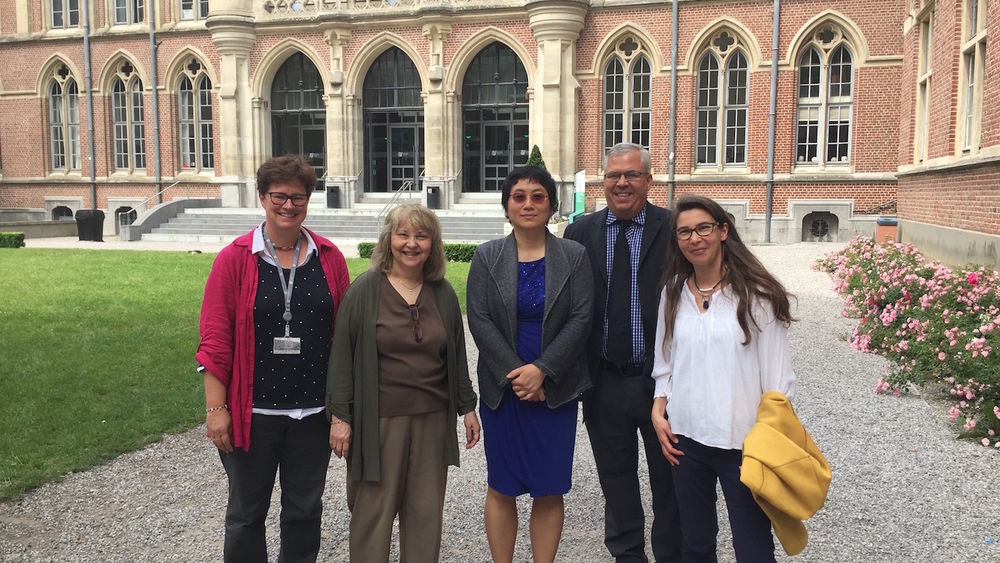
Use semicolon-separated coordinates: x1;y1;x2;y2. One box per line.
326;203;481;563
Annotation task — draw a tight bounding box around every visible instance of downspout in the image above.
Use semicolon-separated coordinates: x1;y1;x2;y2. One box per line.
667;0;678;208
765;0;780;242
149;0;163;203
82;0;97;209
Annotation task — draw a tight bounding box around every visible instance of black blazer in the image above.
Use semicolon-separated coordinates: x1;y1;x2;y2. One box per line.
563;202;673;381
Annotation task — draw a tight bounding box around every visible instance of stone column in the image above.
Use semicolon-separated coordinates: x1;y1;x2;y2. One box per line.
323;28;354;208
206;0;256;206
527;0;588;215
422;22;452;208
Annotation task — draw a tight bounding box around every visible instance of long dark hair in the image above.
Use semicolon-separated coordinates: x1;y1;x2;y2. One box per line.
659;195;794;346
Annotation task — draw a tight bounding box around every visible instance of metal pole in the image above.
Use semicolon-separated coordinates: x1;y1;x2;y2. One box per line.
667;0;678;208
765;0;780;242
149;0;163;203
82;0;97;209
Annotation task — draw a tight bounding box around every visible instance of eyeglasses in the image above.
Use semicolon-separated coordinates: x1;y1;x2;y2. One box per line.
603;171;647;182
408;304;424;343
509;192;548;204
267;192;309;207
675;222;720;241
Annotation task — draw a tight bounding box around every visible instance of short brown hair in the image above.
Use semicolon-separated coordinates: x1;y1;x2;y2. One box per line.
370;204;447;282
256;154;318;196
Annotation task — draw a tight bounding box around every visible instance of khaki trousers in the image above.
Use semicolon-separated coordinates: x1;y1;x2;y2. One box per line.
347;410;449;563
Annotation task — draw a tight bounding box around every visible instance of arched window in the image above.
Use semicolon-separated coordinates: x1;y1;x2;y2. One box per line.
461;42;528;192
111;62;146;172
795;27;854;167
48;66;81;171
272;53;326;182
363;47;423;193
694;31;748;169
603;36;651;153
178;59;213;172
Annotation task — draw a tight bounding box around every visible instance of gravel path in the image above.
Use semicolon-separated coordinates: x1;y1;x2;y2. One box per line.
2;242;999;562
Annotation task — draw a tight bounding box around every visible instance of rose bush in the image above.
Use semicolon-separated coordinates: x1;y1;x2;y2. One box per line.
815;237;1000;447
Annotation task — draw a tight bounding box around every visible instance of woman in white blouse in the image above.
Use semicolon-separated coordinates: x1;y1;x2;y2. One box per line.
650;195;795;562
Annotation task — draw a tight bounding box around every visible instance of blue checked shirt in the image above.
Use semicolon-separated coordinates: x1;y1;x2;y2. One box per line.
603;207;645;365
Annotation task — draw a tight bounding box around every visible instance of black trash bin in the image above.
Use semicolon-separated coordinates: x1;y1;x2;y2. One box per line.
426;186;441;210
74;209;105;242
326;185;341;209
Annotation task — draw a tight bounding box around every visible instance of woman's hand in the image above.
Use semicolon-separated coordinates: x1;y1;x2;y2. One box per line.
206;409;233;454
651;397;683;466
507;364;546;402
329;418;352;459
463;412;481;449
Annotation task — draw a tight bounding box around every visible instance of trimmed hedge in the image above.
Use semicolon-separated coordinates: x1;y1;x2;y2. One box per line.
356;241;478;262
0;232;26;248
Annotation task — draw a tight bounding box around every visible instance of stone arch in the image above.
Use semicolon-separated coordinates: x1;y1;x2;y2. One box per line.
786;10;870;67
36;54;82;96
99;50;149;93
446;28;534;94
253;39;331;102
588;23;665;78
163;48;217;93
346;33;429;97
685;18;765;72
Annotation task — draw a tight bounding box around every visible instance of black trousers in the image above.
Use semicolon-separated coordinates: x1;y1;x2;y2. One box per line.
219;412;332;563
585;368;682;563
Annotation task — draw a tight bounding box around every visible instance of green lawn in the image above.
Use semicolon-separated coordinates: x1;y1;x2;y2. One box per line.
0;249;469;500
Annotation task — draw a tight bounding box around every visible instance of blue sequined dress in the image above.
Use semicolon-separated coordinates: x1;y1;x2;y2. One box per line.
480;257;579;497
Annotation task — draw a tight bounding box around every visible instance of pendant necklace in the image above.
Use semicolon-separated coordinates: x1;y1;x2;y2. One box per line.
692;271;724;310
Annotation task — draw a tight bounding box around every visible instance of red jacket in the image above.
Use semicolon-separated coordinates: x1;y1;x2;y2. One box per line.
195;228;350;450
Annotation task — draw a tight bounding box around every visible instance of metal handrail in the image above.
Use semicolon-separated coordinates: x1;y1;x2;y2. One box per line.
374;169;425;234
115;180;182;227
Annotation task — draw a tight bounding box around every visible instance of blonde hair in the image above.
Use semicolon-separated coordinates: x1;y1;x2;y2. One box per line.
370;203;447;282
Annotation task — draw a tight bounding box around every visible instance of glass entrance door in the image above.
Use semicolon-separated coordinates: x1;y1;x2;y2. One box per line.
389;125;415;191
301;127;326;181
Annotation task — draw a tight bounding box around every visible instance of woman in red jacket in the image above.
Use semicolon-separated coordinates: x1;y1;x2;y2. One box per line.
195;154;350;563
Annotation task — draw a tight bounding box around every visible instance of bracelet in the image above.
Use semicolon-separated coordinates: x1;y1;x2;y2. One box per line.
206;404;229;414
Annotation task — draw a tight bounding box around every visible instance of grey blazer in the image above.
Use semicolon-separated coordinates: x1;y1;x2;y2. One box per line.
466;231;594;410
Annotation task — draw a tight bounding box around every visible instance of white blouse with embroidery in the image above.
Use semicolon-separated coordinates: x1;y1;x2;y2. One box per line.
651;281;796;450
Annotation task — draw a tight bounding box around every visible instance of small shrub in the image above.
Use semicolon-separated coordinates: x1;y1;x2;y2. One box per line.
526;145;547;169
0;232;26;248
358;242;375;259
356;241;478;262
444;243;477;262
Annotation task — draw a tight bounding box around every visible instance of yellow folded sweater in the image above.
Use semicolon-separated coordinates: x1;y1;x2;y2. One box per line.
740;391;832;556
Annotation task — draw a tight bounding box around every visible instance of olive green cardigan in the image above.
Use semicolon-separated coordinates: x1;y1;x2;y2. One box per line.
326;270;478;482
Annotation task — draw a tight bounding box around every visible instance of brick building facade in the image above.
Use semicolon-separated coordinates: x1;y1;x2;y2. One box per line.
897;0;1000;266
0;0;908;242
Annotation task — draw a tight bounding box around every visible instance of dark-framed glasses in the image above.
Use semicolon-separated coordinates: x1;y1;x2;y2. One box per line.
603;171;647;182
676;222;720;241
510;192;548;204
408;304;424;343
267;192;309;207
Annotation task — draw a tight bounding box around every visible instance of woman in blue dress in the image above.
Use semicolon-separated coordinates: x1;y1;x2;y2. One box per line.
467;166;594;563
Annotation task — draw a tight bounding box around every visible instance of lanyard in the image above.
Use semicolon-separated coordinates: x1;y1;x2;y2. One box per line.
262;227;303;337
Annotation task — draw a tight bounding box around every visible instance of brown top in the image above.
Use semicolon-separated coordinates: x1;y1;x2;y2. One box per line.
376;275;449;417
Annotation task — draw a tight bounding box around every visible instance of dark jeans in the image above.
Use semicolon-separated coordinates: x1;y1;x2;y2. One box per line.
585;369;682;563
219;412;332;563
671;436;775;563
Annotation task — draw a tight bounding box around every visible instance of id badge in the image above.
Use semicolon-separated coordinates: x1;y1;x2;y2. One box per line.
273;336;302;355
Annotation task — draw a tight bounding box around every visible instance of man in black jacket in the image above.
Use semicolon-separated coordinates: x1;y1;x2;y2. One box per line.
564;142;681;562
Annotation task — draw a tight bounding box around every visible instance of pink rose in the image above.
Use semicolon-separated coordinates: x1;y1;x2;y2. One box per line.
968;272;979;286
983;438;991;447
939;352;947;361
